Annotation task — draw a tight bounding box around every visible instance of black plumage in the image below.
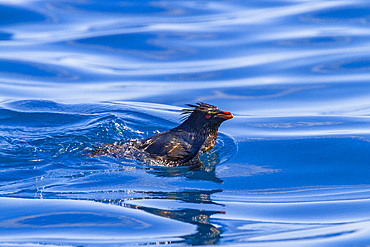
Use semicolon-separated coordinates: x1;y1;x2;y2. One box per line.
138;102;233;170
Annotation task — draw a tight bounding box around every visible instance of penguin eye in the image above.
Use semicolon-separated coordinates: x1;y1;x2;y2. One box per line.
205;114;211;119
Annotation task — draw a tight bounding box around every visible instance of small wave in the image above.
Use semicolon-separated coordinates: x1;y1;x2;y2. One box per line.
0;100;236;197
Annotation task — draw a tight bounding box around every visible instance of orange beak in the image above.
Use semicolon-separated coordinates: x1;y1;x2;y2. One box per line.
217;110;233;120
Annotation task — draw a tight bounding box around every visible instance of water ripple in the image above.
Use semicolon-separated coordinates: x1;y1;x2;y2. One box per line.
0;0;370;245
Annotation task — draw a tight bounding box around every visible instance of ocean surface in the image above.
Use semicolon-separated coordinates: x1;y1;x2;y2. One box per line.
0;0;370;246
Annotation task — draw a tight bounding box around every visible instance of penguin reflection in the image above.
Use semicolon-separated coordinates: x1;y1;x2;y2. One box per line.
95;189;224;245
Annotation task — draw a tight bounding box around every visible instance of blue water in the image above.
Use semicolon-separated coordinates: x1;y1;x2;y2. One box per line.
0;0;370;246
